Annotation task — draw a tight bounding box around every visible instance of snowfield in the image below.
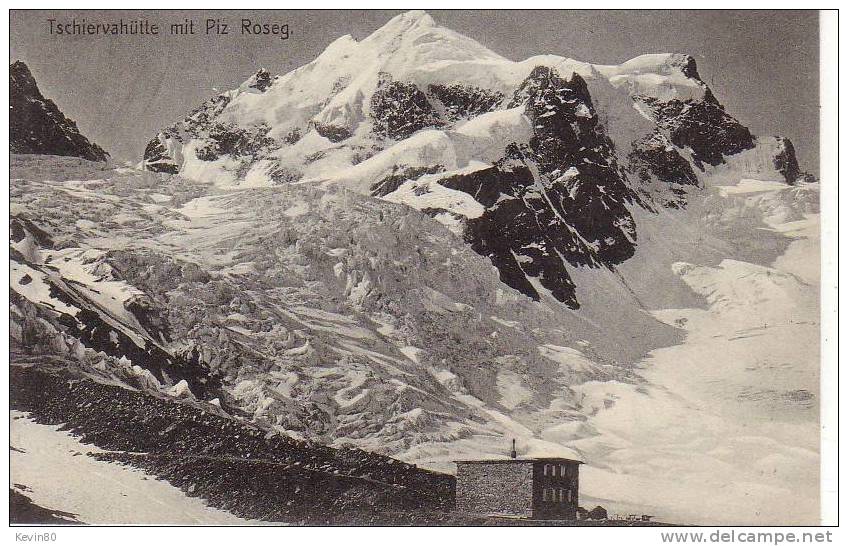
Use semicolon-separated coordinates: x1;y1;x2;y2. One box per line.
566;172;820;525
10;411;246;524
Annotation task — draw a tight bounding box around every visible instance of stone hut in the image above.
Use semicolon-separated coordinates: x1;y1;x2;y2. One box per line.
454;452;582;520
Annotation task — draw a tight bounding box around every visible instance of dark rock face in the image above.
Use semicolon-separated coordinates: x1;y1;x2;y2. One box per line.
427;83;504;122
143;137;179;173
143;81;284;174
10;489;82;525
512;68;637;265
284;127;303;145
628;132;699;208
246;68;273;92
269;166;301;184
10;215;54;248
629;133;699;187
194;122;278;162
624;57;804;206
123;294;171;343
12;274;221;399
431;68;639;308
10;61;108;162
638;89;755;168
143;92;234;173
371;165;445;197
677;55;702;80
440;152;580;307
773;136;802;183
10;221;221;398
370;76;442;139
184;94;233;137
314;122;353;143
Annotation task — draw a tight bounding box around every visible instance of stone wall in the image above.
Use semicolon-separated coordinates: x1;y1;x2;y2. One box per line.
455;462;533;517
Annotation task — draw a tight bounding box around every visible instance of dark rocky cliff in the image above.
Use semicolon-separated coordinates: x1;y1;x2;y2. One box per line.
10;61;108;162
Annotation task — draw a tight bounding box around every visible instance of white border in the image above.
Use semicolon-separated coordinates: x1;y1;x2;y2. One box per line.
819;9;838;528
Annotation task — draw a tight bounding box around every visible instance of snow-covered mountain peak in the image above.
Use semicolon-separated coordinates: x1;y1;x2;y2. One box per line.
140;11;812;309
617;53;700;77
288;9;506;91
295;10;502;75
366;9;438;38
359;10;506;66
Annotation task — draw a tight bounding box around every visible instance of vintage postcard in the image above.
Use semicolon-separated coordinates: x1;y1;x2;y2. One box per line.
6;7;837;532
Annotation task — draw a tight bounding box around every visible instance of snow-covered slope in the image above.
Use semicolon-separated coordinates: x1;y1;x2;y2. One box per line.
11;411;246;524
566;176;820;525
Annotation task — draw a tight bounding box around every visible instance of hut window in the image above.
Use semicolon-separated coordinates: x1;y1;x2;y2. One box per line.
567;489;572;503
544;464;551;476
560;464;567;476
542;488;549;501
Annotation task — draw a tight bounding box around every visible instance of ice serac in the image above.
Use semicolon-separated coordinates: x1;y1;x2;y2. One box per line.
10;61;108;162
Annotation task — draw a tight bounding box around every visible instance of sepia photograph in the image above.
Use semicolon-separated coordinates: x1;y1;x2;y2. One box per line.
5;5;838;534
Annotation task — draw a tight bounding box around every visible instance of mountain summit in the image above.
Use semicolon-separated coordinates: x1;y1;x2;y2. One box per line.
10;61;108;162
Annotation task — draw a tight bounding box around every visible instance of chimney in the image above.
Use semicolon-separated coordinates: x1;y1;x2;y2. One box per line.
510;439;517;459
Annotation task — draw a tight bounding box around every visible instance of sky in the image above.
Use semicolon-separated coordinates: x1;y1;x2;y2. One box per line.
10;10;819;172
